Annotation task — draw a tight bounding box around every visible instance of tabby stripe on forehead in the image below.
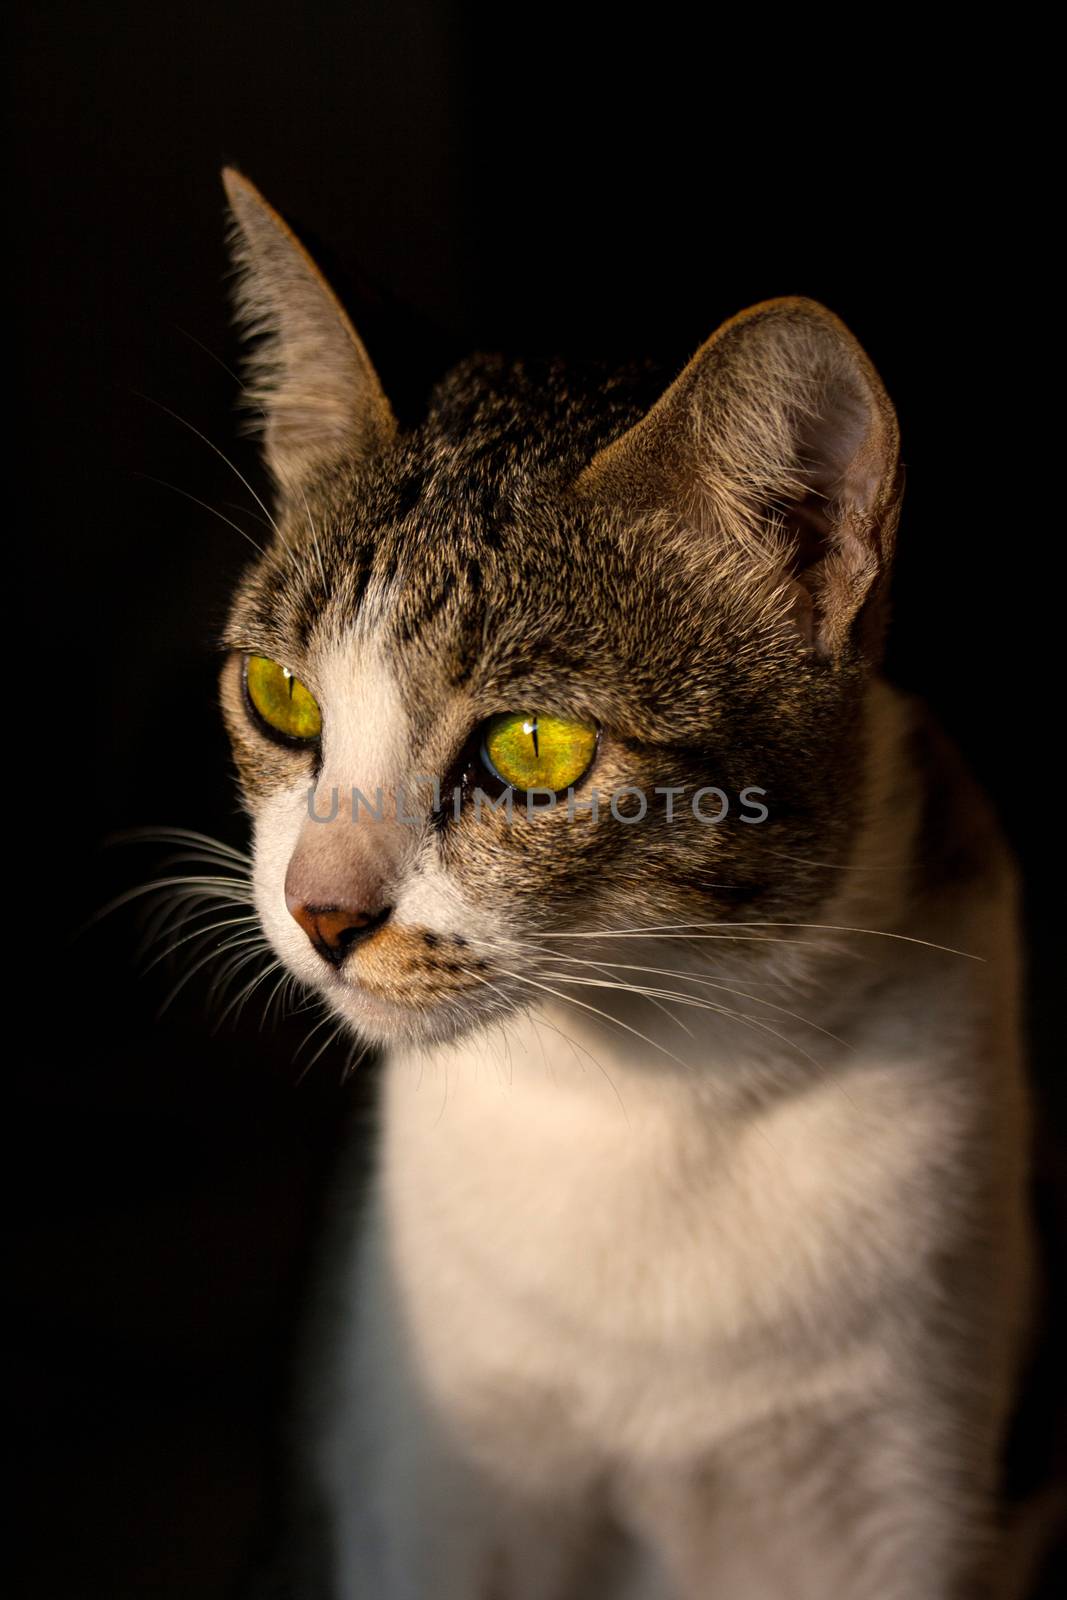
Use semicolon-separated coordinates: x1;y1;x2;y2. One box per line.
396;566;457;646
340;544;376;624
449;630;481;690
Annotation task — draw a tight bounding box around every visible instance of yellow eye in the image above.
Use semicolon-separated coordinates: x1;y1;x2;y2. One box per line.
481;712;598;794
244;655;322;742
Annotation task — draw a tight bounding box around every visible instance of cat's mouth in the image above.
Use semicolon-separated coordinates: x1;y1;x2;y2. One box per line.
312;922;509;1044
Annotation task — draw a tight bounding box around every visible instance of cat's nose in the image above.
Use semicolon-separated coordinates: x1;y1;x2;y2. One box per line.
286;897;393;967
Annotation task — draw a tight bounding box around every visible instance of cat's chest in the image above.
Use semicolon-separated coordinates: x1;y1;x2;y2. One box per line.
373;1014;964;1468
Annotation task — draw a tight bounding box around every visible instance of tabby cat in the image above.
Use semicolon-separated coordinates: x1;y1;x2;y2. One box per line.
217;168;1033;1599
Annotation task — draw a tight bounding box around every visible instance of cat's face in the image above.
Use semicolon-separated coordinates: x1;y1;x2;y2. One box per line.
219;172;902;1049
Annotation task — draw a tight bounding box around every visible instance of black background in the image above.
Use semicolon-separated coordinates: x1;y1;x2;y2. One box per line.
11;5;1063;1596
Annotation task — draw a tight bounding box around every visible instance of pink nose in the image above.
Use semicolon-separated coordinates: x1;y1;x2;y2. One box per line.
284;786;404;968
285;896;392;967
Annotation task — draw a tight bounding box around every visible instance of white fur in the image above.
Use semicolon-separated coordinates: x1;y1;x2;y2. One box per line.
255;680;1035;1599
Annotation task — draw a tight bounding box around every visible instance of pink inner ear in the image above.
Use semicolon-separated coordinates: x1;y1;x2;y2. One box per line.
779;367;884;592
794;375;876;516
770;372;894;657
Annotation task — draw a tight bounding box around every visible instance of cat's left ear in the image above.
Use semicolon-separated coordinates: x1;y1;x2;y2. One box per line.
575;298;902;662
222;168;397;490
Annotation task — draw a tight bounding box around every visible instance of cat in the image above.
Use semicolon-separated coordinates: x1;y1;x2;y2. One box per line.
217;168;1035;1599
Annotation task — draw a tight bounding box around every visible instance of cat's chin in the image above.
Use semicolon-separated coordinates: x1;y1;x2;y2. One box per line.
319;978;499;1050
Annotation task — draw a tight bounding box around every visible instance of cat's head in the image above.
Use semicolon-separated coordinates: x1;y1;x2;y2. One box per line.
218;170;903;1049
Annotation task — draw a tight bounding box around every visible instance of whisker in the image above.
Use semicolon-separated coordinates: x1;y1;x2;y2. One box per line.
341;1038;375;1084
475;932;697;1039
161;930;268;1015
136;392;282;541
295;1003;342;1059
141;911;261;973
493;964;693;1078
257;964;301;1030
523;951;849;1047
133;472;267;557
534;971;838;1083
108;825;254;867
296;1014;348;1083
174;324;245;388
495;987;622;1108
213;957;283;1030
759;847;908;873
84;877;254;948
535;922;982;960
466;968;618;1097
528;931;829;951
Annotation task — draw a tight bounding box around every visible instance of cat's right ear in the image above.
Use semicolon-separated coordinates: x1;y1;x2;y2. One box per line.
222;168;397;491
